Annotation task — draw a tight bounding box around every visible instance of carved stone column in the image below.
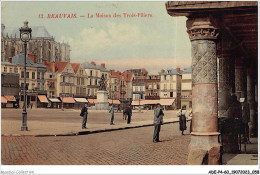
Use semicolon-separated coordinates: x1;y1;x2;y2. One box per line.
247;72;256;137
235;60;247;100
186;17;220;165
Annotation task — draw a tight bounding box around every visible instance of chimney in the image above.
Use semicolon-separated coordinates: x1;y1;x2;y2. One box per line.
50;62;55;72
42;59;47;66
28;52;36;63
8;57;12;63
110;69;115;75
176;67;180;73
101;63;105;68
161;69;165;73
90;61;96;66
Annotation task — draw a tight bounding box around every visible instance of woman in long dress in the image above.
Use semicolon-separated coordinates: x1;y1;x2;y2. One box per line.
177;105;189;135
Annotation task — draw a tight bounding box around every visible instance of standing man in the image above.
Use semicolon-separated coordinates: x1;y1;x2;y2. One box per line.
127;105;132;124
240;98;251;144
228;94;242;153
109;105;115;125
80;103;88;129
153;103;164;143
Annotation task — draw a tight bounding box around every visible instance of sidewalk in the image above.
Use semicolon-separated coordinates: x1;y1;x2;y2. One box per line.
223;137;258;165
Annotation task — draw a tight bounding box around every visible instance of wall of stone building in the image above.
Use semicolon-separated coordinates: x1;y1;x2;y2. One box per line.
1;37;70;63
1;73;20;96
17;66;38;91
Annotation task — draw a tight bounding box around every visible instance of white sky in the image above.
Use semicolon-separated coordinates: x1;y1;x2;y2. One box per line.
1;1;192;74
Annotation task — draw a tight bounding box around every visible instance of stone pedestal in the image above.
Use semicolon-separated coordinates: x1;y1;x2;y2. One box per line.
186;17;221;165
95;90;109;110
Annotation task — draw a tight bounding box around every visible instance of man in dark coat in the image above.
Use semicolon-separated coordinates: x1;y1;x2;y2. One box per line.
240;98;251;143
153;103;164;143
80;103;88;129
127;105;132;124
227;94;242;153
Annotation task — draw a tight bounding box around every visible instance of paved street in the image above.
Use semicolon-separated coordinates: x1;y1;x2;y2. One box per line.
1;108;184;136
2;123;190;165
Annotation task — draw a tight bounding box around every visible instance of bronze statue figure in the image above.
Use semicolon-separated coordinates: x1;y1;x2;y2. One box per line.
99;74;106;90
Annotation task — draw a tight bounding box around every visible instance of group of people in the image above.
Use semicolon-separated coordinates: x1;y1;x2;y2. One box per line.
80;103;133;129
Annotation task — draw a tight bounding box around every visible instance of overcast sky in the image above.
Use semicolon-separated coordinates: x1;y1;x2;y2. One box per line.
1;1;191;74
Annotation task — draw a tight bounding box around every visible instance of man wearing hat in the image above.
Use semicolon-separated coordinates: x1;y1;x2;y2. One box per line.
80;103;88;129
153;103;164;143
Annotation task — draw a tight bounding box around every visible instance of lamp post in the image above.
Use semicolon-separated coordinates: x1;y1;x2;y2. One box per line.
139;94;141;112
20;20;32;131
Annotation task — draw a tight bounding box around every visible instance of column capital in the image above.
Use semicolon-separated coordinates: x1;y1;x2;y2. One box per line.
186;17;220;41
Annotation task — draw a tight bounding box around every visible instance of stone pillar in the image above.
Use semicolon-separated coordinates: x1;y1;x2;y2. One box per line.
247;72;256;137
235;60;247;100
218;57;235;117
218;56;236;153
186;17;220;165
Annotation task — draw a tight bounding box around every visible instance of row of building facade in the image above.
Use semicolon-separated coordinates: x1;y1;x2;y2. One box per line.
1;52;192;110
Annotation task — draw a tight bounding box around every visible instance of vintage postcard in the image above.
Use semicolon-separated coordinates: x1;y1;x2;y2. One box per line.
1;1;258;174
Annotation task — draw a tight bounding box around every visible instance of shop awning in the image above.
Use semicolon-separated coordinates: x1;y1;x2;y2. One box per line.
131;99;175;106
131;100;145;106
143;100;160;105
108;99;120;104
74;98;88;103
159;99;175;106
88;99;97;104
4;95;16;102
1;96;7;103
38;95;49;103
61;97;75;103
48;98;61;103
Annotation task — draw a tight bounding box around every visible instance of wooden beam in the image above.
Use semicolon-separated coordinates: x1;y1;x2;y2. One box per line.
236;33;257;37
220;19;250;58
242;40;258;43
229;23;257;27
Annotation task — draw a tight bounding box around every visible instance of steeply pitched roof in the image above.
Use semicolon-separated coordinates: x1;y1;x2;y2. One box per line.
121;71;134;82
70;63;80;73
9;26;52;39
12;54;46;68
54;62;69;73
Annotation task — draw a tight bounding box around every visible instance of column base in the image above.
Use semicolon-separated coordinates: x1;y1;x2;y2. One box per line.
188;135;221;165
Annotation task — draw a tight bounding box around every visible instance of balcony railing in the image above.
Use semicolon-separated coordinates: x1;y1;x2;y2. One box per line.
145;96;160;100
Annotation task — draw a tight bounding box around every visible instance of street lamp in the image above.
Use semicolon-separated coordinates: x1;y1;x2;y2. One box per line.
20;20;32;131
139;94;141;112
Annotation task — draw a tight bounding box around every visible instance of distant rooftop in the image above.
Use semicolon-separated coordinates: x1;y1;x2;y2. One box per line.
12;54;46;68
182;67;192;74
82;62;109;72
160;68;181;75
3;26;53;39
